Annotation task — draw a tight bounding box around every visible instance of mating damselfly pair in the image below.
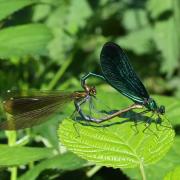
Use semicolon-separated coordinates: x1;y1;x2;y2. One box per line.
0;42;166;130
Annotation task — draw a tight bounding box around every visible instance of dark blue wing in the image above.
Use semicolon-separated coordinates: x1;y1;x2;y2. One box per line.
100;42;149;103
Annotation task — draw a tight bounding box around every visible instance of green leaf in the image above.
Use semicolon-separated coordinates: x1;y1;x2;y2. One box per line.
58;117;174;168
65;0;92;34
0;145;54;166
46;0;92;62
122;9;149;31
0;0;37;21
58;89;178;172
155;95;180;126
58;90;178;170
46;5;74;62
33;4;51;22
117;27;153;54
153;17;180;75
147;0;172;19
164;166;180;180
123;137;180;180
0;24;52;58
19;152;87;180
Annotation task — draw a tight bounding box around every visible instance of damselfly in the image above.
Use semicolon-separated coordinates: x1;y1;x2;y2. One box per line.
0;84;96;130
79;42;166;125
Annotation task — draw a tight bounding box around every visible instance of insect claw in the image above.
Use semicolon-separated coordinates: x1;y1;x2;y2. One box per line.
131;124;137;134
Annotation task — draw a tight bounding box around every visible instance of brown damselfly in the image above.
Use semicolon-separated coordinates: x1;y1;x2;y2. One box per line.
0;80;143;130
0;85;97;130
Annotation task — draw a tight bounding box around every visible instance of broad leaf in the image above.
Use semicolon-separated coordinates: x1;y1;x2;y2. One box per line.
0;0;37;21
117;27;153;55
164;166;180;180
122;9;149;31
19;152;87;180
58;117;174;168
0;145;54;166
0;24;52;58
58;90;177;169
123;137;180;180
45;0;92;62
153;17;179;75
147;0;172;19
154;95;180;126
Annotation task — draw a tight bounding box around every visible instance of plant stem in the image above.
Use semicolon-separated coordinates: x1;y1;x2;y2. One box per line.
86;165;102;178
6;131;17;180
10;168;17;180
139;162;146;180
47;53;74;90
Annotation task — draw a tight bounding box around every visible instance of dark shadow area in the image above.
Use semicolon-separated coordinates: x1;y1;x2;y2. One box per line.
0;168;9;180
74;109;172;134
75;109;153;126
157;10;173;21
37;166;129;180
91;167;129;180
174;125;180;135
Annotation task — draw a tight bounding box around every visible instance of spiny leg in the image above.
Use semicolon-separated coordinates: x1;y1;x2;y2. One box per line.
72;96;91;136
71;111;80;138
130;109;149;134
88;96;112;118
155;114;161;131
156;114;172;130
73;96;106;134
143;112;154;133
74;98;104;123
88;96;95;116
161;114;172;128
142;113;159;138
74;96;94;122
131;119;139;134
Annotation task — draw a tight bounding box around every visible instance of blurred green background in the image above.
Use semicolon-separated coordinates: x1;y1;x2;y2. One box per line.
0;0;180;95
0;0;180;179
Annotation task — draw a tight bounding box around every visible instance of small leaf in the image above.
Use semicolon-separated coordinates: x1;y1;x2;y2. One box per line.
0;24;52;58
147;0;172;19
154;95;180;126
33;4;51;22
19;152;87;180
58;117;174;168
153;17;179;75
123;136;180;179
117;27;153;54
164;166;180;180
0;145;54;166
0;0;37;21
122;9;149;31
46;0;92;62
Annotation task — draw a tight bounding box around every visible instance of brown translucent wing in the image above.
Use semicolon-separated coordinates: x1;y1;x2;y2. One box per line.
0;90;74;130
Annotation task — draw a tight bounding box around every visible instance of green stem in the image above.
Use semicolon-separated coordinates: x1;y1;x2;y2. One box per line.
10;168;17;180
139;162;146;180
6;131;17;180
47;53;74;90
86;165;102;178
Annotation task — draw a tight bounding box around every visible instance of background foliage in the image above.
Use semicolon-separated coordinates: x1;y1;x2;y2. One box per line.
0;0;180;180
